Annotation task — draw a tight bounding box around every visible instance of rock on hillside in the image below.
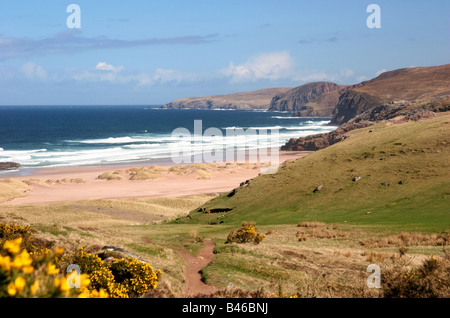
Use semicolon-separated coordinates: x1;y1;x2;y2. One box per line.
268;82;349;116
161;88;291;110
281;122;374;151
331;91;386;125
347;96;450;124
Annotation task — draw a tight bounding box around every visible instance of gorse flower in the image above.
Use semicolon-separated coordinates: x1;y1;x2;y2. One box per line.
61;248;162;298
3;238;22;255
226;222;265;245
0;232;98;298
46;263;60;275
30;280;39;294
14;276;26;293
1;222;162;298
7;282;17;297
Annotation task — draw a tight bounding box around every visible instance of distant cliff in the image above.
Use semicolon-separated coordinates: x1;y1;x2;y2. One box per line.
331;64;450;125
268;82;349;116
161;88;291;110
281;64;450;152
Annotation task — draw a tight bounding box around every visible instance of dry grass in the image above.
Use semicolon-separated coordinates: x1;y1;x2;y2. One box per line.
127;166;166;180
296;221;348;239
297;221;327;228
0;178;30;203
94;162;262;182
381;254;450;298
360;232;448;248
36;178;88;184
97;172;123;181
362;250;395;263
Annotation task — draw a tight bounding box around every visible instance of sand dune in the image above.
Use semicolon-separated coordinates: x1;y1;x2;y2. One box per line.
1;151;309;205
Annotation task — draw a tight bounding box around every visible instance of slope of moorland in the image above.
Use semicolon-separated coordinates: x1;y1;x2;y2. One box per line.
188;114;450;232
331;64;450;125
161;87;291;110
268;82;349;116
281;96;450;152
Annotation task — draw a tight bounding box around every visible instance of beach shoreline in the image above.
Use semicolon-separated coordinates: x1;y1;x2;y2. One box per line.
1;150;310;206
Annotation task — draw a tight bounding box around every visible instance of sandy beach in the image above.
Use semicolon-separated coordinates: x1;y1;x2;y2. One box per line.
1;151;310;205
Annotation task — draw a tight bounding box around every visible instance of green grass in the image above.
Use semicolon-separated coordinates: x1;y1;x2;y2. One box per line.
2;115;449;297
186;115;450;233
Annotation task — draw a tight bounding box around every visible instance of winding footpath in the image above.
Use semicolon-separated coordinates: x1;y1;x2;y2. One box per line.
176;239;217;297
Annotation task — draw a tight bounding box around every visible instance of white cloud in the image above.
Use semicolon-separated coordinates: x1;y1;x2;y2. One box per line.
72;64;197;87
375;68;387;77
356;75;369;83
20;62;47;80
95;62;124;72
293;69;354;83
222;51;295;83
153;68;195;84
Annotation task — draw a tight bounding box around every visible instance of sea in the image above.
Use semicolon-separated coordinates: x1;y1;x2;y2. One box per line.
0;105;336;176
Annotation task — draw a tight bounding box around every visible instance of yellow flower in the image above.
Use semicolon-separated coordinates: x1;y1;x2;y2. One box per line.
46;263;60;275
18;250;32;266
3;237;22;254
30;280;39;294
77;289;90;298
80;274;90;288
0;255;11;271
53;277;61;287
7;282;17;297
59;278;70;294
11;256;24;270
22;265;34;274
14;276;26;293
55;247;65;257
95;288;109;298
10;250;32;270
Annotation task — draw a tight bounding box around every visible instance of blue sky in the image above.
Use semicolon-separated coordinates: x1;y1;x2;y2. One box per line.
0;0;448;105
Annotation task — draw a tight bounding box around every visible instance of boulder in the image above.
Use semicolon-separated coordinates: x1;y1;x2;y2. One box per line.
313;185;323;193
0;162;21;170
281;122;374;151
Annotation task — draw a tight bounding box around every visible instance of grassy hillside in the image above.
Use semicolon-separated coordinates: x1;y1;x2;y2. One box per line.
356;64;450;101
331;64;450;125
161;87;291;110
188;114;450;232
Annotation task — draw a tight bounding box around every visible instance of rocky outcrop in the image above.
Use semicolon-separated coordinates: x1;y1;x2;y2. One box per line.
330;90;386;125
161;88;291;110
331;64;450;125
0;162;21;170
281;96;449;152
347;96;450;124
269;82;349;116
281;122;374;151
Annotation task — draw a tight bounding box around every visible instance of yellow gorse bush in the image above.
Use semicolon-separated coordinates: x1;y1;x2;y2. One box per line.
1;222;162;298
61;248;163;298
226;222;265;245
0;237;99;298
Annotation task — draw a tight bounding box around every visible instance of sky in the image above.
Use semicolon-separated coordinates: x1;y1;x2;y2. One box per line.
0;0;448;105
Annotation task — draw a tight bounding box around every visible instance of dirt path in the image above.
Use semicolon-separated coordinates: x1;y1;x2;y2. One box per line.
176;239;217;297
